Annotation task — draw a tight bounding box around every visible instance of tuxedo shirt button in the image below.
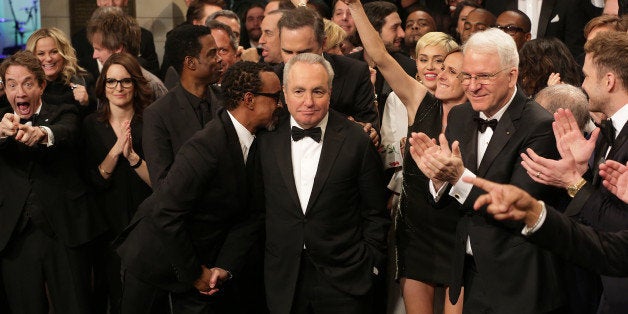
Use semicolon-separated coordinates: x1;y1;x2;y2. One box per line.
454;194;461;199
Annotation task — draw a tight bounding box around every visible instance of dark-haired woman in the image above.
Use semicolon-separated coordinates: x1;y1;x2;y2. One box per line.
83;52;152;313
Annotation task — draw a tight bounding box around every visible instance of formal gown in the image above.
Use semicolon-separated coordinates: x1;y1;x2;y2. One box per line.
396;93;460;285
82;113;152;314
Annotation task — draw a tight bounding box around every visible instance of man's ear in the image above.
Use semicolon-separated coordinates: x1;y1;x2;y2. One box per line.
184;56;196;70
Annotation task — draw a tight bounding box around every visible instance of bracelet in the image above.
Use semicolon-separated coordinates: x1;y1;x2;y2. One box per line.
130;157;143;169
98;164;112;176
523;201;546;236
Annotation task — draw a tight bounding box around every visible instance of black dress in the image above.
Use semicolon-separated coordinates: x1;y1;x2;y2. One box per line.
82;113;152;314
395;93;460;285
43;76;97;117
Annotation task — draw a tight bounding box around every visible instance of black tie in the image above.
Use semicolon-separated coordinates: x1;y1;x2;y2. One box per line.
291;126;322;142
473;117;498;133
20;114;38;125
599;119;615;147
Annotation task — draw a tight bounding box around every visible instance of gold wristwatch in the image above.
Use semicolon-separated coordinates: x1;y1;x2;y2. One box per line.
567;178;587;198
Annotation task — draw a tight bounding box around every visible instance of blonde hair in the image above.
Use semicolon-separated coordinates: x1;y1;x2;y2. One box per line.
415;32;459;56
323;19;347;52
26;27;86;85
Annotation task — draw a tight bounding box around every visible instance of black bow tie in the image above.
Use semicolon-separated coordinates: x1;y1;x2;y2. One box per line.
473;117;498;133
291;126;322;142
19;114;38;125
598;119;615;146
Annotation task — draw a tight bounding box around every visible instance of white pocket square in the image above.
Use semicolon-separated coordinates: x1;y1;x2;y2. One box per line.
550;15;560;23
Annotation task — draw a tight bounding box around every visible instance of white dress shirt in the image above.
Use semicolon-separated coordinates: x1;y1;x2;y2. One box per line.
291;114;329;214
227;111;256;163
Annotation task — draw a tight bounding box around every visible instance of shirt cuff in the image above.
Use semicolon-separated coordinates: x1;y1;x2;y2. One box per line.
448;168;476;204
428;179;449;202
40;126;54;147
591;0;605;8
522;201;547;236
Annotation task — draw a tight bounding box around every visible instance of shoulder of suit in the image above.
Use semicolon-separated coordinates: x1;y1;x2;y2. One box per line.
327;53;368;70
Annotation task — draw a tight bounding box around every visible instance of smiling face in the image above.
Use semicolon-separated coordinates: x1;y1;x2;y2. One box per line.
416;45;447;92
461;49;517;117
34;37;65;81
380;12;405;52
434;52;466;104
105;64;134;109
4;65;45;120
283;61;331;129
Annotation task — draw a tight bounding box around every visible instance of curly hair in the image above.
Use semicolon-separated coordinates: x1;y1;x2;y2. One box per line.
95;53;152;122
0;50;47;87
518;37;582;97
221;61;275;110
26;28;87;85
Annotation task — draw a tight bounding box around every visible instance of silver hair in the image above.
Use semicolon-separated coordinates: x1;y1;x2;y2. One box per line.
283;53;334;88
205;20;238;51
208;10;240;26
535;84;590;132
463;28;519;68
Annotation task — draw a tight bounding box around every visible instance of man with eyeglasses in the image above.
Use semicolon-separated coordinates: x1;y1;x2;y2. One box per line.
409;28;568;313
117;61;280;314
495;10;531;50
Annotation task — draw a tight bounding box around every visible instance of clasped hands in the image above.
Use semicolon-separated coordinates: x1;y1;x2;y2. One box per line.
194;265;231;296
0;113;46;146
408;132;464;190
520;108;597;188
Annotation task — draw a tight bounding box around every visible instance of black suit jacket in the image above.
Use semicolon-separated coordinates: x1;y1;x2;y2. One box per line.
258;110;390;314
483;0;598;58
142;84;222;188
445;90;567;313
117;108;262;292
72;27;160;79
0;103;106;252
276;53;378;129
532;205;628;277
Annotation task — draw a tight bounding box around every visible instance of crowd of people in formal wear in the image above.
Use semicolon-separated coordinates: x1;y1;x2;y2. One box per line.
0;0;627;313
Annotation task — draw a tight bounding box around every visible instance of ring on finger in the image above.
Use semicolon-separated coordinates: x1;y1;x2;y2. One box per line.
536;171;541;178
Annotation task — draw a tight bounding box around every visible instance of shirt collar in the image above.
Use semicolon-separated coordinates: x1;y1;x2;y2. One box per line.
609;104;628;137
227;110;255;152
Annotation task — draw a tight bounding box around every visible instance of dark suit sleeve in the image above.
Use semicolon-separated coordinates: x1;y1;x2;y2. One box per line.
570;182;628;232
358;136;390;268
45;104;80;147
531;205;628;277
350;63;379;130
142;106;175;188
149;137;219;284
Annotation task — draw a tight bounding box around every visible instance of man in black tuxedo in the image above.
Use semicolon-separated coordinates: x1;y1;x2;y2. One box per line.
483;0;601;58
142;24;223;188
0;51;106;313
409;29;567;313
117;61;281;313
258;53;390;314
520;31;628;314
276;7;379;130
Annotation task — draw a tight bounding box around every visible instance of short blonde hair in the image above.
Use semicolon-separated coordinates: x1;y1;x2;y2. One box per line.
415;32;459;56
26;27;86;85
323;19;347;52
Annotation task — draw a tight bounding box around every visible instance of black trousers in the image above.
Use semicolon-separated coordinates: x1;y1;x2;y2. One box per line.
290;252;373;314
1;221;92;314
119;269;171;314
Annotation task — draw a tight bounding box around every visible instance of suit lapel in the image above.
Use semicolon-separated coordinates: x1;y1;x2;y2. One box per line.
305;112;345;214
273;119;302;213
608;123;628;160
324;54;342;107
219;109;247;182
477;92;524;176
537;0;557;37
34;102;54;127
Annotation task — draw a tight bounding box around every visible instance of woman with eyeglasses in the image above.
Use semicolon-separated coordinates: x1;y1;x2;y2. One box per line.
83;52;152;313
345;1;468;313
26;28;94;115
